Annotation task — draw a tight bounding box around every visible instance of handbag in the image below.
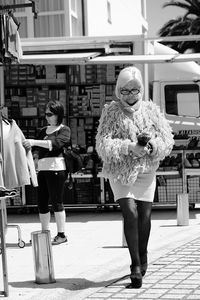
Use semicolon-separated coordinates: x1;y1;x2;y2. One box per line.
63;146;83;174
63;146;83;190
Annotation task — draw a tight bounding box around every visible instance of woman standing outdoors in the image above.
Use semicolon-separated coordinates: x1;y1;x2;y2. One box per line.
96;66;174;288
23;100;70;245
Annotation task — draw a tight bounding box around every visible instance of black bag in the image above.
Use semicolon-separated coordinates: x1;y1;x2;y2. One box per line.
63;146;83;174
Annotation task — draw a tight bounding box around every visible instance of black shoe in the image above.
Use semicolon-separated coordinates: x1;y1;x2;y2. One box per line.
126;266;142;289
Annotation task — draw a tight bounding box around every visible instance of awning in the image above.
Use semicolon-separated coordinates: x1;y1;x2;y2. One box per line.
20;35;200;65
20;52;101;65
90;53;200;64
20;52;200;65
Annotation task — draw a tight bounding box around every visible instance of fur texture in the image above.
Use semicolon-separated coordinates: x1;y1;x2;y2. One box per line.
96;100;174;185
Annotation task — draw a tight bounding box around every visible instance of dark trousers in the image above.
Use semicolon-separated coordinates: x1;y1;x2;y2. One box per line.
37;170;66;214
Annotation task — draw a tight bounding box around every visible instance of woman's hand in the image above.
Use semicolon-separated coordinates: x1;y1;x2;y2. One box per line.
23;139;34;150
128;142;150;158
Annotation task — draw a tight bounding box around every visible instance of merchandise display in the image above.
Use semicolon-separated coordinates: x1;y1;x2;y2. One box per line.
4;64;200;209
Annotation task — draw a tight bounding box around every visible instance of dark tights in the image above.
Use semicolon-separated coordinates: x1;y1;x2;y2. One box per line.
118;198;152;268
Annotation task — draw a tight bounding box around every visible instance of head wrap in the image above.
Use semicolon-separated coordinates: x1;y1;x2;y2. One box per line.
115;66;144;99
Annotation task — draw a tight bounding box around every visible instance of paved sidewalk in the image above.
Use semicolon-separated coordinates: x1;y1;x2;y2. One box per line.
1;208;200;299
85;236;200;300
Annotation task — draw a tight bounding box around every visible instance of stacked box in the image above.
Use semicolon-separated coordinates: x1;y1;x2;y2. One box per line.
85;65;96;84
68;65;80;84
69;118;78;145
106;65;115;82
35;66;46;83
26;65;35;84
45;65;56;83
75;178;94;204
10;101;20;118
59;90;67;114
13;195;22;206
80;65;86;83
56;72;66;83
96;65;107;83
91;85;101;116
9;65;18;84
27;87;36;106
73;65;81;84
77;118;86;145
18;66;27;85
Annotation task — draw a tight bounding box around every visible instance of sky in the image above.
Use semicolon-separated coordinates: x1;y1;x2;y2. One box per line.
146;0;185;37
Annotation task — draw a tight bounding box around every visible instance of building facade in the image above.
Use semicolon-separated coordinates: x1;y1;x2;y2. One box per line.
10;0;147;39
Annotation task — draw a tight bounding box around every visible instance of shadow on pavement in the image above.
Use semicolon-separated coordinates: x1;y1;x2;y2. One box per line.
9;275;127;291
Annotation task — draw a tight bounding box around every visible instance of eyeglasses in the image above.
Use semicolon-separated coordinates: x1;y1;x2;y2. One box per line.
45;112;54;117
120;88;140;96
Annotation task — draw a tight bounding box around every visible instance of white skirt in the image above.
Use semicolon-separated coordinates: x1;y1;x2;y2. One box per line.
109;171;156;202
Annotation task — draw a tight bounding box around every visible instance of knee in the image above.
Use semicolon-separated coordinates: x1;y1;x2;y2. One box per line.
52;203;64;212
38;207;49;214
118;198;138;222
38;202;49;214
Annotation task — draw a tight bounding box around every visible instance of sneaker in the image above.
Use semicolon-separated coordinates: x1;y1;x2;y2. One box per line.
52;235;68;245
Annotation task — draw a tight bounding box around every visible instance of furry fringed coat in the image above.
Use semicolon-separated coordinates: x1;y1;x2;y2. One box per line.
96;100;174;185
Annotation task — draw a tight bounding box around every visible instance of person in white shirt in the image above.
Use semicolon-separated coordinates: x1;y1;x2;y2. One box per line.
23;100;70;245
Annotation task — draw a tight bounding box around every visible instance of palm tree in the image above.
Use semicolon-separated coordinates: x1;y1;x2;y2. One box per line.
158;0;200;53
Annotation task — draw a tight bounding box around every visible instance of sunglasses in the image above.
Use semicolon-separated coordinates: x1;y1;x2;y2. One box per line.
45;112;54;117
120;88;140;96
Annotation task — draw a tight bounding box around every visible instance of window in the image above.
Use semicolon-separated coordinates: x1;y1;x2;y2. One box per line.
34;0;65;37
13;0;83;38
71;0;77;13
107;0;112;24
70;0;83;36
165;84;200;117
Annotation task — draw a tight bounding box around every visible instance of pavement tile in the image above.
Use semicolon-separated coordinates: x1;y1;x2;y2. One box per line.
192;289;200;294
2;209;200;299
153;283;175;289
87;236;200;300
160;295;185;299
167;288;193;294
175;284;199;289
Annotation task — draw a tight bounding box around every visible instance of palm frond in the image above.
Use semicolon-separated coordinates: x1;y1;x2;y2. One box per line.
163;0;200;16
159;1;200;52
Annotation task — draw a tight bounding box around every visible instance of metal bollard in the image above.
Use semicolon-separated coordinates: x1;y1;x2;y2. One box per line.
31;230;56;284
177;193;189;226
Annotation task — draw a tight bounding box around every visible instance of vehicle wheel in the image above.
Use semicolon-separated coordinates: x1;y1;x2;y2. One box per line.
18;240;25;248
